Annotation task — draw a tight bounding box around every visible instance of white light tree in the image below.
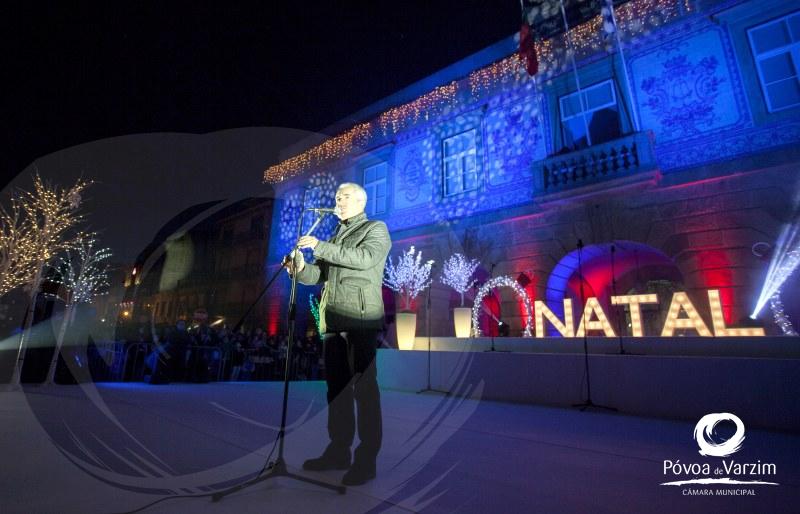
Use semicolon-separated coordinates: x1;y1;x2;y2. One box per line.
440;253;480;307
383;246;435;311
5;174;91;385
45;236;112;384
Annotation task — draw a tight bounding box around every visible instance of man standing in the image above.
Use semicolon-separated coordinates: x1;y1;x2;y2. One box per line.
286;182;391;486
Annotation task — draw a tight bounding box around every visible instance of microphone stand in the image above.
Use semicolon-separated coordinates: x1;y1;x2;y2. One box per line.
609;244;640;356
483;312;510;352
418;268;450;395
213;198;345;502
483;263;509;353
224;212;328;335
610;244;627;355
571;239;616;413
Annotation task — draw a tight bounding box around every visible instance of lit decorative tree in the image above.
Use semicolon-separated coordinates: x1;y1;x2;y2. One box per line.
51;236;112;303
383;246;435;311
7;174;91;385
0;201;37;297
45;236;112;384
440;253;480;307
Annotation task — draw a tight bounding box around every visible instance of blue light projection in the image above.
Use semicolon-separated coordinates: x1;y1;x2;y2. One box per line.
278;190;302;251
621;18;800;171
485;95;545;186
393;137;434;211
277;171;339;256
273;16;797;246
413;109;486;227
382;90;548;231
632;29;743;143
640;54;726;138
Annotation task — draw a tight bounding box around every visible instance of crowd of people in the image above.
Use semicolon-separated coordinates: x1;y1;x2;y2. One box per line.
121;319;324;384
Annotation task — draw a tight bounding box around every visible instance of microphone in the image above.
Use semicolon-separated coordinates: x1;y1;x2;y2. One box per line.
306;207;339;215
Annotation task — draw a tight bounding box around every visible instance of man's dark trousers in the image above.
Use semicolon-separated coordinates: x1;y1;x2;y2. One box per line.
322;331;382;466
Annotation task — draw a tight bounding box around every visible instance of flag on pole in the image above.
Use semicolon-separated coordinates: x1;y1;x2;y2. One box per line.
598;0;642;132
519;1;634;77
519;1;539;76
519;21;539;76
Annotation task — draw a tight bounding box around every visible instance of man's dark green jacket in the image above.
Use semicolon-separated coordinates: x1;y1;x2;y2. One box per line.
296;212;391;333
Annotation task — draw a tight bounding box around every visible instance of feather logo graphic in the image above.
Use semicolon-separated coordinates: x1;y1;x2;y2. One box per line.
693;412;745;458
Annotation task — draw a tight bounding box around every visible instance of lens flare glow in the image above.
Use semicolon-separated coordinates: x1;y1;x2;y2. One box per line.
751;223;800;319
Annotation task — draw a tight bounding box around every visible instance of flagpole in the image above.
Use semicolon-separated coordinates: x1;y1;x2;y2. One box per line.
607;0;641;132
559;0;592;147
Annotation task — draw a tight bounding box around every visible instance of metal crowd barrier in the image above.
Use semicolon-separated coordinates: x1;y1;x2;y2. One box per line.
108;341;322;383
80;341;126;382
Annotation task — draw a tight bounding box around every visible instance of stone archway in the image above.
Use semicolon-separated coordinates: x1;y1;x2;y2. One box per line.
545;240;683;336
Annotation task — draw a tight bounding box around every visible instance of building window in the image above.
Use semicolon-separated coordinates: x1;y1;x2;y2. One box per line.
748;11;800;112
442;129;478;196
559;79;620;149
363;162;387;216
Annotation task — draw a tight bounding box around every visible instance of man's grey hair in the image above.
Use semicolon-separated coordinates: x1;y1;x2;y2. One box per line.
338;182;367;204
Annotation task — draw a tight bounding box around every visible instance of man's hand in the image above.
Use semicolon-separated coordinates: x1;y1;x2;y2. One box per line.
297;236;320;250
282;249;305;274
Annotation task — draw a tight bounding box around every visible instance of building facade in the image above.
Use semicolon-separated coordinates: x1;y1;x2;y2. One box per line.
264;0;800;340
121;197;273;335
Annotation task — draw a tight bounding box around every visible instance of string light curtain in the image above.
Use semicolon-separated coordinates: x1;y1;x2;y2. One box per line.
263;0;689;184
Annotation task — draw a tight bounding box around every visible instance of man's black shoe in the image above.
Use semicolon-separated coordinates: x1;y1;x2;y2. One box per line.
302;452;351;471
341;464;376;486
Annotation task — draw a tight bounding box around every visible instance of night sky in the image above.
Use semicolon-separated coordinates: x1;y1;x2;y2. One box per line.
1;2;519;190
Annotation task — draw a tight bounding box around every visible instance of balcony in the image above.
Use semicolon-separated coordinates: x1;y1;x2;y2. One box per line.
533;131;658;196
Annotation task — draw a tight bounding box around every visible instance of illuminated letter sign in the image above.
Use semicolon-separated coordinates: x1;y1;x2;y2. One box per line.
660;292;713;337
535;299;574;337
707;290;765;337
528;289;765;338
576;297;616;337
610;294;659;337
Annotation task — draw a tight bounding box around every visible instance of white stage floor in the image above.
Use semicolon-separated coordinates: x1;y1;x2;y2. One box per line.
2;381;798;513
